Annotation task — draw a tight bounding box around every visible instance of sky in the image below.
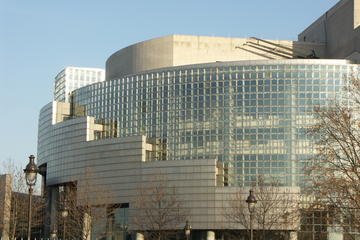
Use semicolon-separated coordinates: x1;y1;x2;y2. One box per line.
0;0;339;169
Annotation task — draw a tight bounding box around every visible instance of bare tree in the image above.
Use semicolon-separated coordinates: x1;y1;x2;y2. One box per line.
305;76;360;235
225;176;300;240
132;177;188;240
58;168;115;240
0;158;45;239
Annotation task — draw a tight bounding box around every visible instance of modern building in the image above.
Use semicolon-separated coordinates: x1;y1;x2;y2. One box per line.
298;0;360;62
54;66;105;102
37;0;360;239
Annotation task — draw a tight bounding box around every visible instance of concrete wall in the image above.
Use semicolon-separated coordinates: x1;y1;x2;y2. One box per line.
106;35;325;80
0;174;12;240
172;35;324;67
106;35;174;80
355;0;360;28
298;0;360;62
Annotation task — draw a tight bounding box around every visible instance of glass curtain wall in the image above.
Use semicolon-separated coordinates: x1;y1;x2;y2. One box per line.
73;61;359;187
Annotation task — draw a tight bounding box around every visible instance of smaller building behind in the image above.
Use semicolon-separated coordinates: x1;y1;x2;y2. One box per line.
54;66;105;102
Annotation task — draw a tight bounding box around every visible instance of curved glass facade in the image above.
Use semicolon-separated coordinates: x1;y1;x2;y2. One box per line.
73;60;359;187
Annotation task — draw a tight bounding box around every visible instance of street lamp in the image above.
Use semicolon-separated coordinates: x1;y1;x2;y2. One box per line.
50;230;57;240
60;200;68;240
24;155;39;240
246;189;257;240
184;220;192;240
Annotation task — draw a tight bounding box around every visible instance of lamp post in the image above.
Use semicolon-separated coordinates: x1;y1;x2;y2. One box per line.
60;201;68;240
50;230;57;240
24;155;39;240
184;220;192;240
246;190;257;240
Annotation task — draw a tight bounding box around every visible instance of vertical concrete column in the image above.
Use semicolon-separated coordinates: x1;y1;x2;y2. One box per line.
328;232;343;240
83;212;92;240
135;232;144;240
354;0;360;29
289;231;297;240
207;231;215;240
49;186;59;236
328;218;343;240
0;174;12;240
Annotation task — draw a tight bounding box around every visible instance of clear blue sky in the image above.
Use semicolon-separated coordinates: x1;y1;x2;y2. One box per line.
0;0;338;168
